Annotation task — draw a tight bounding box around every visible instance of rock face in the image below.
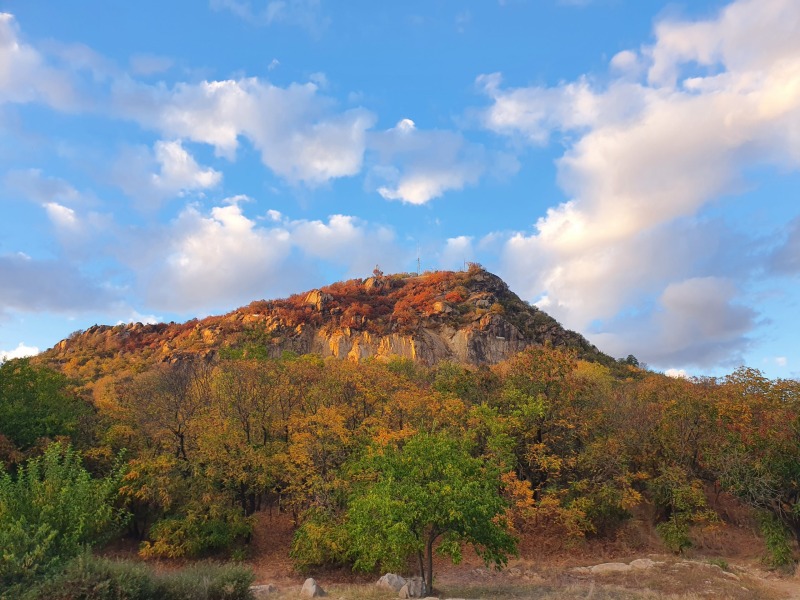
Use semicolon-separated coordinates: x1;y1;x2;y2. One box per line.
39;268;613;378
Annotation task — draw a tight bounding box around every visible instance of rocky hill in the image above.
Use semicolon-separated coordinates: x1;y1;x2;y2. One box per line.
39;266;613;379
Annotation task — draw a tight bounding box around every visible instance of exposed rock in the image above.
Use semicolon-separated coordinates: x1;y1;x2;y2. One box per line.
398;577;426;598
630;558;659;570
589;562;632;574
432;301;453;314
377;573;407;591
305;290;334;311
364;277;387;292
301;577;327;597
250;583;278;598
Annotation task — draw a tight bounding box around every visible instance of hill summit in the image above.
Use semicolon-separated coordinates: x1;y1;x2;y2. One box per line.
41;266;612;377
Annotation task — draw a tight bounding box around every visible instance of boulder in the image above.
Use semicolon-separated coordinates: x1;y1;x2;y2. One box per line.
398;577;426;598
250;583;278;598
377;573;407;591
300;578;327;597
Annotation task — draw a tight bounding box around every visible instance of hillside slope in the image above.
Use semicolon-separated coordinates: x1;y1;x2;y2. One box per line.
39;266;613;379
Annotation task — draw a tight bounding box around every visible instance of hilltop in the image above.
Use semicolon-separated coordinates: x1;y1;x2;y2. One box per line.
39;266;613;379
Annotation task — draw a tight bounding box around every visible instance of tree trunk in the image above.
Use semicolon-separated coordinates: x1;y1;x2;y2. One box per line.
425;535;435;594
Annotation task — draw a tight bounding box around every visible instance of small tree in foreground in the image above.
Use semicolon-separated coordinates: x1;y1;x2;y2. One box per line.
345;432;517;594
0;443;125;588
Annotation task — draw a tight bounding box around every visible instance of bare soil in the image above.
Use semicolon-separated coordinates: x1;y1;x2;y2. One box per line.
247;511;800;599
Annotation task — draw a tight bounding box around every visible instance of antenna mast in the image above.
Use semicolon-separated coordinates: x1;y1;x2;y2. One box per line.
417;246;421;276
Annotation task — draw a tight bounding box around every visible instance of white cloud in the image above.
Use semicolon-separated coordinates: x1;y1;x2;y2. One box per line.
440;236;474;270
109;140;221;206
368;119;491;204
115;311;161;325
0;342;39;361
134;201;402;313
152;140;222;191
44;202;79;230
114;78;375;185
0;13;78;109
775;356;788;367
665;368;688;379
480;0;800;369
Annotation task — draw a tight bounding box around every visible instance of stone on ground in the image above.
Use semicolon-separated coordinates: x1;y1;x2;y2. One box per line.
377;573;407;591
301;577;327;597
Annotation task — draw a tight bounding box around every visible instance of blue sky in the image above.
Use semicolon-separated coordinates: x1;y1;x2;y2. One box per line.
0;0;798;378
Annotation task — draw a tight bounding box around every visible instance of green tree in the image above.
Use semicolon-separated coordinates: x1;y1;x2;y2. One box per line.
0;359;91;455
344;433;517;594
0;443;126;589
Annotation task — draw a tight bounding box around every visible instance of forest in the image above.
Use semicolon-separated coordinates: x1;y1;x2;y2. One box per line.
1;343;799;597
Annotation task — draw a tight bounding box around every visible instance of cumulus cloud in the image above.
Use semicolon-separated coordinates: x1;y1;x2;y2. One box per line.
0;342;39;361
479;0;800;369
108;140;221;207
133;200;402;313
0;13;78;109
113;78;375;185
440;236;474;270
368;119;494;204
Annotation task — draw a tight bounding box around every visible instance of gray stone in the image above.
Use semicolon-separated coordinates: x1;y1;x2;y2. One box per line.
398;577;426;598
301;577;327;598
377;573;407;592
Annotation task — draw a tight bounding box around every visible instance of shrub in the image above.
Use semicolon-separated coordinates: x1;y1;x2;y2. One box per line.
139;505;252;559
16;554;254;600
0;444;126;588
759;512;795;569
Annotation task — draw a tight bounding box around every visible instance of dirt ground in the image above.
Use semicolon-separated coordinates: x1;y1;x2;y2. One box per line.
247;511;800;599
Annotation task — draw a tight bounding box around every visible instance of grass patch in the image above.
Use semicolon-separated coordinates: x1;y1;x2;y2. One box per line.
6;554;253;600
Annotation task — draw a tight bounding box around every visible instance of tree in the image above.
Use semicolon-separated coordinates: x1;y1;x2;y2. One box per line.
0;359;91;456
0;443;125;588
345;433;516;594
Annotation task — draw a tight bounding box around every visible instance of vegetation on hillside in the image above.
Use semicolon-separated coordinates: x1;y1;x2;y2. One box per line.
2;336;800;595
2;271;799;595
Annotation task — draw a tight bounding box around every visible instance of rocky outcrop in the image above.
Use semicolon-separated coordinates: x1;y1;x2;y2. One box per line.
39;268;613;377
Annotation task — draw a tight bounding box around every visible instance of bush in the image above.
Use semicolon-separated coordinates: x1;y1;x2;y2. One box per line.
16;554;254;600
0;444;126;588
139;505;252;559
759;512;795;569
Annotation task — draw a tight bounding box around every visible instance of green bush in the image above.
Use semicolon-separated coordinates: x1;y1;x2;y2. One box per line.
0;443;126;588
16;554;254;600
759;512;795;569
139;505;252;559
